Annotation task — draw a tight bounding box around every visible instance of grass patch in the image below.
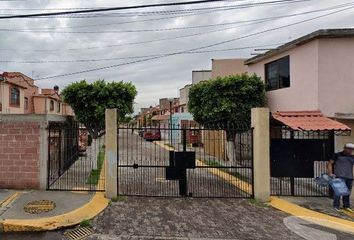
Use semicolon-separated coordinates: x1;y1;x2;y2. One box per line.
80;219;91;227
249;199;268;208
203;159;250;182
86;151;105;185
111;195;127;202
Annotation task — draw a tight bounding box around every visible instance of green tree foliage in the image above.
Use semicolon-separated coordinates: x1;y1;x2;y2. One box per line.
62;80;137;138
188;74;266;127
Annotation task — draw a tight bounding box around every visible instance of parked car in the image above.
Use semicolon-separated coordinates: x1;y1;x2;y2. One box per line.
143;129;161;141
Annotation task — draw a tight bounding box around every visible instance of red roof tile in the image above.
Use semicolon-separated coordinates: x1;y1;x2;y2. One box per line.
272;111;350;131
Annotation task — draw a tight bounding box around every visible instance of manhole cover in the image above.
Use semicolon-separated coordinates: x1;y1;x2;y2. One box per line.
64;227;94;240
24;200;56;214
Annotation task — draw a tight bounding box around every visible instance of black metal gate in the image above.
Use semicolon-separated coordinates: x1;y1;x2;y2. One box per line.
270;126;334;196
117;123;253;198
47;121;105;191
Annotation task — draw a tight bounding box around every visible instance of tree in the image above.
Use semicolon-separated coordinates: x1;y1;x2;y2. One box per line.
188;74;266;162
62;80;137;137
62;80;137;168
188;73;266;127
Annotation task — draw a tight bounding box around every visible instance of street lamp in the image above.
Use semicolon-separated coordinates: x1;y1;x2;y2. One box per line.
168;98;174;145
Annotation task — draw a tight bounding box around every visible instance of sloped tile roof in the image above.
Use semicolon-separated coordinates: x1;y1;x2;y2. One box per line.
272;111;350;131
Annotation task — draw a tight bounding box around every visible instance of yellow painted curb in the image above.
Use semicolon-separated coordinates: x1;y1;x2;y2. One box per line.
0;192;109;232
0;192;22;208
154;141;174;151
270;196;354;234
196;160;252;194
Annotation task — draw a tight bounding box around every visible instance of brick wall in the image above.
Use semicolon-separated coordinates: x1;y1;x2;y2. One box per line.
0;122;40;189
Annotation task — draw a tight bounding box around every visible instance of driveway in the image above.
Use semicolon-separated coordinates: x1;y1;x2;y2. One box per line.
86;197;354;240
117;129;251;198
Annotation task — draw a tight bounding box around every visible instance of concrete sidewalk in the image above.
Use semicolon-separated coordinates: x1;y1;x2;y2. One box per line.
0;189;109;232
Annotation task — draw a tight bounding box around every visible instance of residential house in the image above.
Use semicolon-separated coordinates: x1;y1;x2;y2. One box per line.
192;70;212;84
179;84;191;113
178;70;212;113
0;72;74;116
150;98;180;125
245;28;354;150
33;87;63;115
0;72;39;114
211;59;248;78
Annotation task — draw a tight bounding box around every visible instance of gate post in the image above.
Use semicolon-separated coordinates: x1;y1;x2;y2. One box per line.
251;108;270;202
105;109;118;199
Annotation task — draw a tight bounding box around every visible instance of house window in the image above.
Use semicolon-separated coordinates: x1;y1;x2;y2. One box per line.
50;100;54;111
265;56;290;91
24;97;28;110
10;86;20;106
57;102;61;113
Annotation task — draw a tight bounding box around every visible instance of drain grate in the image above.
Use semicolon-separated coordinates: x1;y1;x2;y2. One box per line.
64;227;94;240
23;200;56;214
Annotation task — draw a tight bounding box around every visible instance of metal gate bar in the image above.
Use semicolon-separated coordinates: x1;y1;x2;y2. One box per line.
47;121;105;192
270;126;334;197
117;123;253;198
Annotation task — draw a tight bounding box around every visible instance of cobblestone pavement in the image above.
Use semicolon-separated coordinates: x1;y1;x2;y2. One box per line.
2;197;354;239
89;197;303;240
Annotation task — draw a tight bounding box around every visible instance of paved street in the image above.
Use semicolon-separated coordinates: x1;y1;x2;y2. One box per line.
117;128;251;198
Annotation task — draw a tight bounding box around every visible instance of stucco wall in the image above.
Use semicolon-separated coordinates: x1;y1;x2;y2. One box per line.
24;85;38;114
0;82;25;114
247;40;320;112
318;38;354;117
33;97;63;115
334;119;354;152
192;70;211;84
211;59;248;78
179;84;191;112
63;103;74;116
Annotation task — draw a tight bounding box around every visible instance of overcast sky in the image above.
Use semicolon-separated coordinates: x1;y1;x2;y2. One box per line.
0;0;353;112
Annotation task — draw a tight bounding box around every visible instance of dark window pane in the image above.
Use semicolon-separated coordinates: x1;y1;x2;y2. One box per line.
10;87;20;106
265;56;290;91
50;100;54;111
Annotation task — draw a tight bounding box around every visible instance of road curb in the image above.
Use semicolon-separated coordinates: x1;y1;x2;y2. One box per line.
0;192;109;232
270;196;354;234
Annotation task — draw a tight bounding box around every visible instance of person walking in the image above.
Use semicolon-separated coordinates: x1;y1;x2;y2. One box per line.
327;143;354;212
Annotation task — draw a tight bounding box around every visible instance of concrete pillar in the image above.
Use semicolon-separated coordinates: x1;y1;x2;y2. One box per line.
105;109;118;199
251;107;270;202
39;122;49;190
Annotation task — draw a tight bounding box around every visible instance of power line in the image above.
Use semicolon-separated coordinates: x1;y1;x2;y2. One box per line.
0;0;249;19
0;43;283;64
0;3;347;52
33;5;354;81
0;3;349;34
23;0;307;19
